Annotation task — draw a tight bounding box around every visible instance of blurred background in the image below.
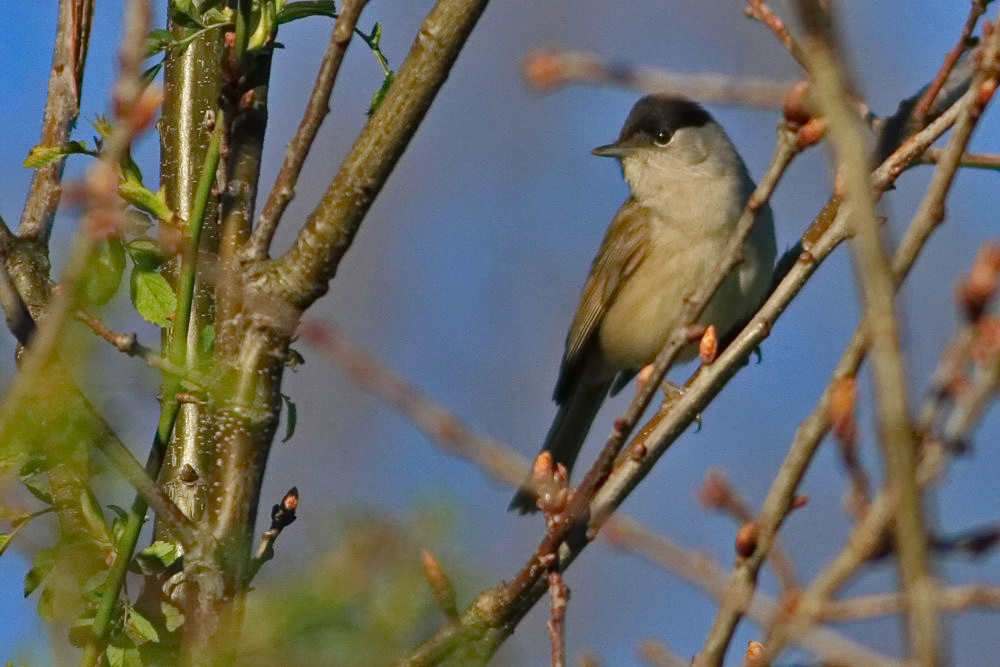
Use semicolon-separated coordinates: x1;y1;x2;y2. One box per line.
1;1;999;663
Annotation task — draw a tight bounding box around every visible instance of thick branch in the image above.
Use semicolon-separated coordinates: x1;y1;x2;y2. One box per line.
254;0;491;309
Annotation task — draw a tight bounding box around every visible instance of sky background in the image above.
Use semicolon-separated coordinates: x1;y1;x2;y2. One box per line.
2;1;999;664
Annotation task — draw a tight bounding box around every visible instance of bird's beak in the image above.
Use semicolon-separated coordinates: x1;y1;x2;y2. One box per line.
591;141;639;158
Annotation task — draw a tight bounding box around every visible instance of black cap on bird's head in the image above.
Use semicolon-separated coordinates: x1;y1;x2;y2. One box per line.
592;95;714;158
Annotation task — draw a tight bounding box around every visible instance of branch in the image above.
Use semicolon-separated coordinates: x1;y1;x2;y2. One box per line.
697;24;1000;663
522;49;797;108
402;31;990;663
18;0;94;241
253;0;491;309
301;320;530;488
795;4;936;663
604;516;900;666
247;0;369;259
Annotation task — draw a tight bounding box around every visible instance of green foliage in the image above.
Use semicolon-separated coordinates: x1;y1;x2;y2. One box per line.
130;268;177;328
238;509;467;666
132;541;181;576
23;141;96;168
81;239;127;307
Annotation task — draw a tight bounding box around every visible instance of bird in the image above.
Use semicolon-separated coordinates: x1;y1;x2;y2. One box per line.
510;94;776;514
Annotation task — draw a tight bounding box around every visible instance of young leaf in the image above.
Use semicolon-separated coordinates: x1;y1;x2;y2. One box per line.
23;478;54;506
161;601;185;632
24;548;55;598
125;238;165;271
24;140;95;168
146;28;174;57
130;268;177;328
119;178;174;222
81;238;126;306
126;605;161;644
276;1;336;24
132;540;181;575
169;0;206;29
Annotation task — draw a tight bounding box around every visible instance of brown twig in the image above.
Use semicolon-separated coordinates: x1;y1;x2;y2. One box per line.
254;0;491;310
522;49;796;108
546;565;569;667
698;469;799;594
605;516;898;666
912;0;990;124
745;0;808;69
247;0;369;260
796;6;937;662
822;584;1000;621
697;22;1000;664
301;319;530;488
921;147;1000;170
18;0;94;241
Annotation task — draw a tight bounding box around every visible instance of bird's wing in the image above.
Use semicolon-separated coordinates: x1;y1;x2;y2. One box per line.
554;198;649;402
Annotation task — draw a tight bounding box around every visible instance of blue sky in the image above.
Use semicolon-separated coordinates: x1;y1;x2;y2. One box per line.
2;1;999;663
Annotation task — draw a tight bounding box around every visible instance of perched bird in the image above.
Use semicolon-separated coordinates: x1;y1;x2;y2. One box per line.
510;95;776;514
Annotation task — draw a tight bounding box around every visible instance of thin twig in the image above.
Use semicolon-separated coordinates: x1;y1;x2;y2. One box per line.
301;319;530;488
546;566;569;667
745;0;808;69
697;24;1000;664
795;4;937;663
248;0;369;259
605;516;900;667
912;0;990;123
253;0;491;310
921;147;1000;170
522;49;796;109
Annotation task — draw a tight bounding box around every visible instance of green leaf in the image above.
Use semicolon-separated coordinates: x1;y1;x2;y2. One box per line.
24;548;55;598
126;606;160;644
169;0;206;29
81;238;126;306
141;61;164;88
23;478;54;506
104;644;142;667
132;540;181;575
125;239;165;271
145;29;174;57
161;600;185;632
130;268;177;328
367;71;394;116
69;614;95;647
19;455;52;479
280;393;298;443
276;1;336;24
119;179;173;222
0;533;11;556
24;140;95;168
285;347;305;370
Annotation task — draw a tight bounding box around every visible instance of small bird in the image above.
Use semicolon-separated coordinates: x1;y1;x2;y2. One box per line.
510;95;776;514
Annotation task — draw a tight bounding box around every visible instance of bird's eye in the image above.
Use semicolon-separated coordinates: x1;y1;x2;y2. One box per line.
653;129;672;146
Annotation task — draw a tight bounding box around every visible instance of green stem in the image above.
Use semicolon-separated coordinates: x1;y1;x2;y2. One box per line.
80;120;223;667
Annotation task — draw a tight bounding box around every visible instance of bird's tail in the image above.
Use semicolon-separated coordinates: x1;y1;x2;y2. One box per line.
509;379;612;514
